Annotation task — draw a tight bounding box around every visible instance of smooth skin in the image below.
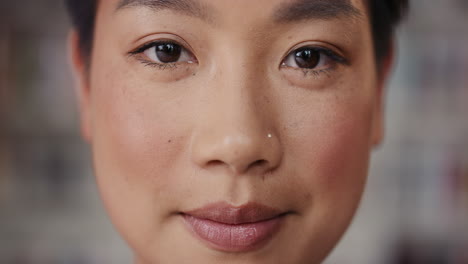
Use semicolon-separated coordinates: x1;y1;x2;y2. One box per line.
70;0;393;263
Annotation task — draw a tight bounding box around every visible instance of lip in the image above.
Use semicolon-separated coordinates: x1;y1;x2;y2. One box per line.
181;202;287;252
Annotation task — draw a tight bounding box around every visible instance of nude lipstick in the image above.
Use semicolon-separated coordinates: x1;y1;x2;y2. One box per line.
181;202;287;252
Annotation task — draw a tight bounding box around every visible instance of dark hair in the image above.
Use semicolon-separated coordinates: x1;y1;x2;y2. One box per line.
369;0;408;66
65;0;408;68
65;0;96;64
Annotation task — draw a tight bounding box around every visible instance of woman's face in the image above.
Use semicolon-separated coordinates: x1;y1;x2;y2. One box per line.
72;0;388;263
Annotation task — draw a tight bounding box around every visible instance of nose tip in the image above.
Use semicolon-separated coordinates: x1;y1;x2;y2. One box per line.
189;54;282;176
191;132;282;175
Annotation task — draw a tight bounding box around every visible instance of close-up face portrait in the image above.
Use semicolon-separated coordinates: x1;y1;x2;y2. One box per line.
7;0;468;263
67;0;404;263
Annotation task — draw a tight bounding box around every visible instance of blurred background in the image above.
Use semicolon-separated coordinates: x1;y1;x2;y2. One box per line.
0;0;467;263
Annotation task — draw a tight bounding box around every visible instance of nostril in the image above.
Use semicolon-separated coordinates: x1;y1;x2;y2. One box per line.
206;160;225;167
205;159;268;174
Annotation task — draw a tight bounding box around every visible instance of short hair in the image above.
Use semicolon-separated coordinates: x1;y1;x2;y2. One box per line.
65;0;96;64
65;0;408;69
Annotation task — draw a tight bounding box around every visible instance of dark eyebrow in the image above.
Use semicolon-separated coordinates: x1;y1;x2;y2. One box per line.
116;0;213;23
273;0;362;23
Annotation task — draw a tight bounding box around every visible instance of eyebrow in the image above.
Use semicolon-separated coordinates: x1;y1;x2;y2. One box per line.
116;0;362;24
116;0;213;23
273;0;362;23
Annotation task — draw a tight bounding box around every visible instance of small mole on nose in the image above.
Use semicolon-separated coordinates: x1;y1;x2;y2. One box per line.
168;139;172;143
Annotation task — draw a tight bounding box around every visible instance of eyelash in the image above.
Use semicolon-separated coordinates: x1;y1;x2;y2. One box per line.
128;41;192;69
128;41;349;77
140;60;179;70
280;46;349;78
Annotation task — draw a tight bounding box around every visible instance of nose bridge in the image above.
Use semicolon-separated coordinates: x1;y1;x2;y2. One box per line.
190;49;282;175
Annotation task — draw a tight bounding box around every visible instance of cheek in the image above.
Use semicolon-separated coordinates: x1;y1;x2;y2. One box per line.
313;106;372;189
88;61;190;242
284;86;375;210
88;22;188;193
92;78;178;185
283;90;374;258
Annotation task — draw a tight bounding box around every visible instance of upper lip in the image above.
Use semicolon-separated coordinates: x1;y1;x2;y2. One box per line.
182;202;286;225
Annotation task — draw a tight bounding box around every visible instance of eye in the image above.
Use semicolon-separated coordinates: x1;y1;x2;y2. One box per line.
281;46;346;70
145;42;194;64
130;40;196;67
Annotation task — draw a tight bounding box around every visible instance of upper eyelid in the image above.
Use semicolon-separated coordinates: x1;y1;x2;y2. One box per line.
281;47;349;69
128;35;197;56
127;41;199;72
127;40;198;67
281;42;348;62
129;40;186;55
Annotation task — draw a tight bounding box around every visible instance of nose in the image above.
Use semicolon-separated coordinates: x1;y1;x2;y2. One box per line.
190;67;282;176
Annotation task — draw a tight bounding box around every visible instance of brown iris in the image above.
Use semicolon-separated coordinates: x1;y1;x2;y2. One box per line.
294;48;320;69
155;43;182;63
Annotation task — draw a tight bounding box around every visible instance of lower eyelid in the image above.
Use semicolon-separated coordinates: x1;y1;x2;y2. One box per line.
303;68;334;77
130;50;196;68
280;64;338;79
141;59;189;68
142;61;178;69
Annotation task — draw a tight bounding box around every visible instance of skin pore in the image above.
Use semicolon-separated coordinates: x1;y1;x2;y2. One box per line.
70;0;392;263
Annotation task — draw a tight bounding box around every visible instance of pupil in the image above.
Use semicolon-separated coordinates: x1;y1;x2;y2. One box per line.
156;43;182;63
294;48;320;69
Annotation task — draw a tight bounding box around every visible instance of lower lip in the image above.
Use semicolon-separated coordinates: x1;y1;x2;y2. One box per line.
182;214;284;252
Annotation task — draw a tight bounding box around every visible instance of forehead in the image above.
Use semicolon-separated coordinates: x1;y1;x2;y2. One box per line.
99;0;369;27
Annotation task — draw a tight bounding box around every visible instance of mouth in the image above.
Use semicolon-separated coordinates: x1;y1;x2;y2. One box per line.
181;202;290;252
